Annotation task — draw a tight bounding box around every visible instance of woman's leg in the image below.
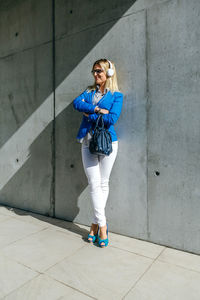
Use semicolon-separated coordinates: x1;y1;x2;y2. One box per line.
98;142;118;245
81;143;105;227
99;142;118;219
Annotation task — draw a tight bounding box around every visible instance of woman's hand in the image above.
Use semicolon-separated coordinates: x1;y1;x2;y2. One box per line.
94;106;109;114
83;107;109;118
100;108;109;114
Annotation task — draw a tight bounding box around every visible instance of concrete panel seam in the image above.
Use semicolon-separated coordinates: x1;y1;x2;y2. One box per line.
45;272;97;300
2;273;41;299
158;257;200;275
145;9;151;240
49;0;56;218
2;225;48;248
43;244;87;273
146;0;173;13
153;247;200;275
55;8;147;42
110;245;157;260
0;40;52;60
121;252;161;299
8;93;20;126
55;0;173;42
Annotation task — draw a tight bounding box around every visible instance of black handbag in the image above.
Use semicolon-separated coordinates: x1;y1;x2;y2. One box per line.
89;114;113;156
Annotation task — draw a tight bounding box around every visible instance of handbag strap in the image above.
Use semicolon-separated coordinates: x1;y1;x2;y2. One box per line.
94;114;105;130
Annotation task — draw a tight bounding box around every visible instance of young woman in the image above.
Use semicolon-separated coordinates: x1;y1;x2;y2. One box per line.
73;58;123;247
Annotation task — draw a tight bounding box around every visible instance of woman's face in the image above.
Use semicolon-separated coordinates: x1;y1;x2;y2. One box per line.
92;64;107;85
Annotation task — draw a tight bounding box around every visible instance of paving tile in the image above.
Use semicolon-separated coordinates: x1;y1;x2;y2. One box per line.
0;218;44;249
0;205;17;217
55;221;90;240
1;228;85;272
13;211;64;229
0;254;38;299
3;273;92;300
158;247;200;273
124;260;200;300
58;293;93;300
0;206;64;229
109;231;165;259
45;244;153;300
0;214;11;222
58;293;92;300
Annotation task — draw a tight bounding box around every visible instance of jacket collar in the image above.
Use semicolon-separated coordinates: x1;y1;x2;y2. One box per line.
96;84;109;95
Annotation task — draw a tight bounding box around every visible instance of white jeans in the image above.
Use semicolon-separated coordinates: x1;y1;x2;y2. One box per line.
81;141;118;227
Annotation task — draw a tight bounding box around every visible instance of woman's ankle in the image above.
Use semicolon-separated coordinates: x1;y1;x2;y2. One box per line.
99;224;107;238
90;223;98;235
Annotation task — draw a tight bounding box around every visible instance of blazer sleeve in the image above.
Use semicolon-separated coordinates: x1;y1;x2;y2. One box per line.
88;92;123;125
73;89;96;114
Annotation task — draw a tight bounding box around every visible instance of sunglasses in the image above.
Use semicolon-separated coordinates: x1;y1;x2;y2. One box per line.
91;69;103;75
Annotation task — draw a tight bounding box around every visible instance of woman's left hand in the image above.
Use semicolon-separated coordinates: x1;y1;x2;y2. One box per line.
83;112;89;117
99;108;109;114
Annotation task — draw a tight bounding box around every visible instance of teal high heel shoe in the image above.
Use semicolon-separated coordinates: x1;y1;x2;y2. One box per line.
88;225;99;243
98;224;109;247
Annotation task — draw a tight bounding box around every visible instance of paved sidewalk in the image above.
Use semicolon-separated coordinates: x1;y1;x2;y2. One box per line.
0;204;200;300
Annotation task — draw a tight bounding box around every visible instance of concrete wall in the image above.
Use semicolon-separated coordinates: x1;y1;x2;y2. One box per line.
0;0;200;254
0;0;54;214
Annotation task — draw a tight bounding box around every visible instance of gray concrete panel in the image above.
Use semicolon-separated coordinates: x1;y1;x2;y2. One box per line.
0;1;53;215
123;0;171;15
0;35;53;213
0;0;52;57
105;11;147;238
0;44;53;147
55;0;137;39
147;0;200;253
0;123;53;215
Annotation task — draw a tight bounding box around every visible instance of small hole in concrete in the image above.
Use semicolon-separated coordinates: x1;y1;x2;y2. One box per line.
15;32;19;37
70;164;74;168
70;10;73;14
16;158;19;162
154;171;160;176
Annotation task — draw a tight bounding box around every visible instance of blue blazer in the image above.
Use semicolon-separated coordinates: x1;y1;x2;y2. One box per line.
73;88;123;142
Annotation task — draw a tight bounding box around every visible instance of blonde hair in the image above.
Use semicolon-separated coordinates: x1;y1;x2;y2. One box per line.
87;58;120;94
